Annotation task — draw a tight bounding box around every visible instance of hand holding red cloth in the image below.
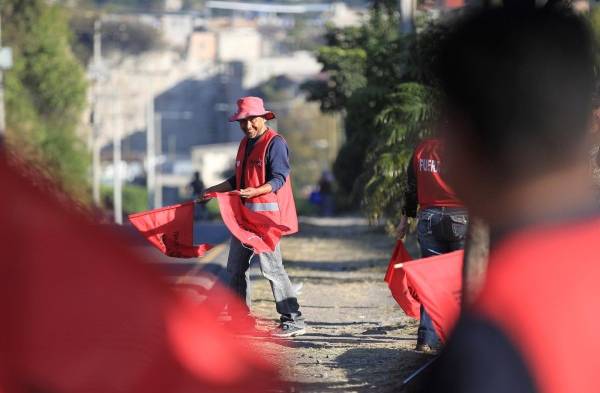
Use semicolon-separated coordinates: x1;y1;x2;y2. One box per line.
205;192;290;254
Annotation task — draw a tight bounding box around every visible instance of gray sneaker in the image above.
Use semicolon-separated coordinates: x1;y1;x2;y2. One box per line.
272;322;306;338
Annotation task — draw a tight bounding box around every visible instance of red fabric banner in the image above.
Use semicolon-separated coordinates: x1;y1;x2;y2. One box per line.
128;202;212;258
402;250;463;342
0;159;283;393
384;240;413;283
206;192;289;254
385;241;420;318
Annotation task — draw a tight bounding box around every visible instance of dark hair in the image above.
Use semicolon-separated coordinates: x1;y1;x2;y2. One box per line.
438;5;596;179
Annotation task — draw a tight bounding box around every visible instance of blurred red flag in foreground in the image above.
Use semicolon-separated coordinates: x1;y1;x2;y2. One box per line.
384;240;420;318
399;251;463;342
128;202;213;258
206;192;289;253
0;158;282;393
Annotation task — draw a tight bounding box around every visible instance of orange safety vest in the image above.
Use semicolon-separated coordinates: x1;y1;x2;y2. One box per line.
234;128;298;235
413;138;463;209
474;218;600;393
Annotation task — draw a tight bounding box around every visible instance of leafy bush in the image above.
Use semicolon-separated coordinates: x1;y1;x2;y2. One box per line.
305;4;446;228
2;0;89;202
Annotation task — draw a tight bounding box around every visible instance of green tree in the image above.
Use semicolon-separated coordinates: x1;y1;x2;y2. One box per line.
305;5;445;228
2;0;89;201
304;8;404;203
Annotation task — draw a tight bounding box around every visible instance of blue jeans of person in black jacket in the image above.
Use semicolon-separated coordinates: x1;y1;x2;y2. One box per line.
416;206;468;348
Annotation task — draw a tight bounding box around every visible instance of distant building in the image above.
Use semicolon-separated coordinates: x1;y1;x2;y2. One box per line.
187;30;218;62
165;0;184;12
87;6;334;207
191;142;239;187
328;3;367;28
160;13;195;48
243;51;322;88
217;28;263;62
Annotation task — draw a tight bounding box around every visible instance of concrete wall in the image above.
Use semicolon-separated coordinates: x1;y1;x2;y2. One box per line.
242;51;322;88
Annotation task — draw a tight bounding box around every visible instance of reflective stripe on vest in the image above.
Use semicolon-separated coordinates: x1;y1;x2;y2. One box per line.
245;202;279;212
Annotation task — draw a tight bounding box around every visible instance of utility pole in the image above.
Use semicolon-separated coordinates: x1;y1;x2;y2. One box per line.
91;19;103;205
113;99;123;224
154;112;162;208
149;110;192;208
146;99;156;209
0;15;13;143
0;16;5;140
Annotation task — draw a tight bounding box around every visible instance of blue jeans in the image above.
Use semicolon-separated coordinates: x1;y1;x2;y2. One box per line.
416;207;468;347
226;237;303;325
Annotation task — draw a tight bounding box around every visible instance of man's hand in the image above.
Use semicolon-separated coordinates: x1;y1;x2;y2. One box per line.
195;191;212;204
239;187;261;199
240;184;273;199
196;180;235;203
396;215;409;239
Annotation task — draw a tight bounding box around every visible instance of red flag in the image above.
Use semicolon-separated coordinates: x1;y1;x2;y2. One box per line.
385;240;421;318
384;240;421;319
384;240;413;283
0;158;283;393
206;192;289;253
128;202;213;258
401;250;463;342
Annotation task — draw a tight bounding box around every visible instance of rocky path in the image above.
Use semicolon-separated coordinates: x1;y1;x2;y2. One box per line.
248;217;432;392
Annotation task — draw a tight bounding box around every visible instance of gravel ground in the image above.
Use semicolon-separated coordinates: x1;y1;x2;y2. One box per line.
245;217;432;392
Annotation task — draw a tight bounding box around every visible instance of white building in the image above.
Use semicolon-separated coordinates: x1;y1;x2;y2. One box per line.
242;51;322;89
191;142;239;186
216;28;263;62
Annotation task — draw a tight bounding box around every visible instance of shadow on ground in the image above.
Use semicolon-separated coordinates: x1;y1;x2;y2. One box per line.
291;347;433;393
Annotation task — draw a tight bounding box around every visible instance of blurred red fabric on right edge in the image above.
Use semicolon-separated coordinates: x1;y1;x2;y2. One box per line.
0;158;282;393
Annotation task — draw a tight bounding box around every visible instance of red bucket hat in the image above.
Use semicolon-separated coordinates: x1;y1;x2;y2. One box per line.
228;96;275;122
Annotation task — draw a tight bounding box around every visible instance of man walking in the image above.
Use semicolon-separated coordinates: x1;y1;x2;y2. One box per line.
201;96;305;338
396;137;468;352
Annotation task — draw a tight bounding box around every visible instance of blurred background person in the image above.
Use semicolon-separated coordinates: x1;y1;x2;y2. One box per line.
188;171;205;200
188;170;206;221
428;4;600;392
318;170;335;217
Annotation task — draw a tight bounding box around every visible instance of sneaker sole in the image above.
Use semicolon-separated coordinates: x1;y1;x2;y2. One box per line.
273;328;306;338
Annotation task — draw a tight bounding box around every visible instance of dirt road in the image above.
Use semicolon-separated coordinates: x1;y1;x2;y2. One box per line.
247;217;432;392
